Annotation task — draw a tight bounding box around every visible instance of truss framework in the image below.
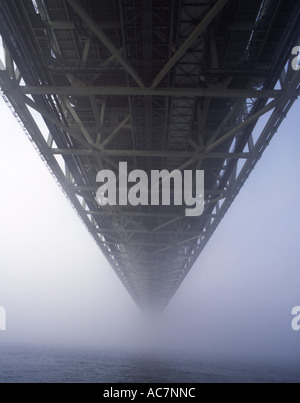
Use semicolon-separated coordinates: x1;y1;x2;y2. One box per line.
0;0;299;310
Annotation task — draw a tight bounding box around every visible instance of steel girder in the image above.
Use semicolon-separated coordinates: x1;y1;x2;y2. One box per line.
0;0;299;310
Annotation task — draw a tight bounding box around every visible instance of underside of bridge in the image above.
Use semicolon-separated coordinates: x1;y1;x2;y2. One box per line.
0;0;299;310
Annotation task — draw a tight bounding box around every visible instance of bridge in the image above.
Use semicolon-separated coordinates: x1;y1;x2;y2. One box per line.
0;0;299;311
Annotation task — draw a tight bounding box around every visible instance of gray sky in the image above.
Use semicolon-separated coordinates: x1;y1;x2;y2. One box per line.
0;93;299;362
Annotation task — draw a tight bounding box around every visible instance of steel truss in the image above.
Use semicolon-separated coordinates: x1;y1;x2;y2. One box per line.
0;0;299;310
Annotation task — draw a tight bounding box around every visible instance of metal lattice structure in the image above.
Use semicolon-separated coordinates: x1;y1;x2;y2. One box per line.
0;0;299;310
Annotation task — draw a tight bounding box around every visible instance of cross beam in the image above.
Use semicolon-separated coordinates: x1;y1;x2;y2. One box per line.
17;86;282;99
52;148;250;159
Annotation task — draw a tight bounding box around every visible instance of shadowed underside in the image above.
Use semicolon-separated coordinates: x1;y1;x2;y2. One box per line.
0;0;299;310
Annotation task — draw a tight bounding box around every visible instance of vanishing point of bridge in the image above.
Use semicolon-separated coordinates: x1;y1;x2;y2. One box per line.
0;0;299;310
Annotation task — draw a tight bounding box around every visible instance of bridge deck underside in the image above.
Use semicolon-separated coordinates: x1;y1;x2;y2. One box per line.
0;0;299;309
